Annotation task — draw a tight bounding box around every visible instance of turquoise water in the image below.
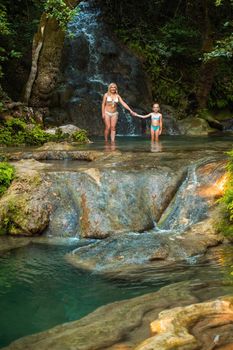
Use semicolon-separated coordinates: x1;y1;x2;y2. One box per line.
0;242;233;348
0;242;155;347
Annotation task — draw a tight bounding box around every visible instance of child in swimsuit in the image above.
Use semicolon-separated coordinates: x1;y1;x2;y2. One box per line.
135;103;162;142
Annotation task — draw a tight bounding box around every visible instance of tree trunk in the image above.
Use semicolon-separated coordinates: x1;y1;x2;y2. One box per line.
25;0;80;107
23;15;47;105
195;0;217;110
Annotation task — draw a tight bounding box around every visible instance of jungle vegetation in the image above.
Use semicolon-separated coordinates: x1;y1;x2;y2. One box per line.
0;0;232;116
96;0;233;116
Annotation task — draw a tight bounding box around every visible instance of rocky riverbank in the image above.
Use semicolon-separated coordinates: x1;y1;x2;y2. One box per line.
2;281;233;350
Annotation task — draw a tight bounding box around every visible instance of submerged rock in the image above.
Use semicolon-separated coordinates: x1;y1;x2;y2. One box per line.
0;282;199;350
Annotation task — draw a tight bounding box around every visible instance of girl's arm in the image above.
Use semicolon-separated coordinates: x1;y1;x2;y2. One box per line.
101;94;107;119
118;95;134;114
159;113;163;134
135;112;152;119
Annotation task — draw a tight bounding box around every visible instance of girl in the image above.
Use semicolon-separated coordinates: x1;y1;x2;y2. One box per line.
102;83;135;142
135;103;162;142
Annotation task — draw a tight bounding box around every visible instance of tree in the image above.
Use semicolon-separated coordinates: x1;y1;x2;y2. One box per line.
24;0;79;106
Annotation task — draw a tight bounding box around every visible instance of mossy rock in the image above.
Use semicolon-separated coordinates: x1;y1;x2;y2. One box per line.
0;160;50;236
178;117;214;135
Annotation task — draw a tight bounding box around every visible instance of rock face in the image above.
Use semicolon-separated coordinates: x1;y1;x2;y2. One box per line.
28;1;80;107
65;159;226;275
136;296;233;350
2;280;233;350
0;160;50;236
48;1;151;135
45;164;185;238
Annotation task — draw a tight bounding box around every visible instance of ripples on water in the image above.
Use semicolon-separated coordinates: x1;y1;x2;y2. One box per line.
0;243;233;347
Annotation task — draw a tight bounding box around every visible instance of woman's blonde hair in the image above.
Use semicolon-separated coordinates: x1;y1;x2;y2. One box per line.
108;83;118;94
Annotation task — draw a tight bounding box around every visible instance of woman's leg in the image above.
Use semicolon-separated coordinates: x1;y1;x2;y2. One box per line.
110;115;118;142
104;115;111;142
151;128;155;142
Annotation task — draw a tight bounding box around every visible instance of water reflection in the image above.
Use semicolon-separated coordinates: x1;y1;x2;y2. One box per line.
104;141;117;152
151;142;163;153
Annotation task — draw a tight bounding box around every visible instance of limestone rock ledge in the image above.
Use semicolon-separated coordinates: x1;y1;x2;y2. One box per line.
136;296;233;350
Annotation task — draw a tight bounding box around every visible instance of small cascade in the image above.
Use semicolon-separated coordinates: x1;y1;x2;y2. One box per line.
155;164;208;233
51;1;150;135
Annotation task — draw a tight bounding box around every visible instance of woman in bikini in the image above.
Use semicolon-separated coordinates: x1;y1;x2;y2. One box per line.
102;83;135;142
135;103;163;142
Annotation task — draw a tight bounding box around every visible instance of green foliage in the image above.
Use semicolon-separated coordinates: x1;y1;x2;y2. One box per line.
0;118;89;146
0;118;53;146
98;0;233;113
0;5;11;36
204;29;233;61
0;162;15;196
44;0;75;31
116;16;199;110
208;63;233;109
72;129;89;143
219;150;233;237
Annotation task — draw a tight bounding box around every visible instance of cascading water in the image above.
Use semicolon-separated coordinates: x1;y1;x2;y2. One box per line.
51;1;151;135
155;164;207;233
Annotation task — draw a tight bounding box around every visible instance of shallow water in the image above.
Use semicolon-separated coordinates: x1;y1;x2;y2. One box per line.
1;134;232;155
79;135;233;153
0;242;233;347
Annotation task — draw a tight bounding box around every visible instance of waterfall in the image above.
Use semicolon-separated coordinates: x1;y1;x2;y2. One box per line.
52;0;150;135
155;164;208;233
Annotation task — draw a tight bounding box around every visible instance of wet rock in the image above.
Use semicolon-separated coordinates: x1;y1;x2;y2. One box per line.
0;160;50;236
157;159;227;231
65;159;226;275
45;163;185;238
45;124;82;136
66;220;223;276
5;149;102;161
37;141;77;151
136;296;233;350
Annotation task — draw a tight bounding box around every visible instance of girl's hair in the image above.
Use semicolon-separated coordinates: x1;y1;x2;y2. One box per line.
108;83;118;94
153;102;160;111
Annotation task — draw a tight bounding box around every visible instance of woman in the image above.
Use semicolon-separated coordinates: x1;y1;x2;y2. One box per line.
102;83;134;142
